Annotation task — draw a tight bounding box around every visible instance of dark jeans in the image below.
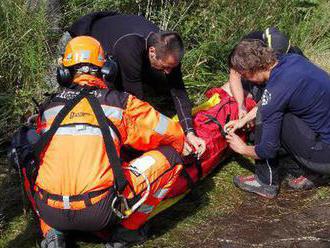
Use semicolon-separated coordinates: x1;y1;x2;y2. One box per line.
255;112;330;185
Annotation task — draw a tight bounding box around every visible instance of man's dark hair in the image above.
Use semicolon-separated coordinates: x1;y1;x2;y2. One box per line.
147;31;184;61
229;39;277;74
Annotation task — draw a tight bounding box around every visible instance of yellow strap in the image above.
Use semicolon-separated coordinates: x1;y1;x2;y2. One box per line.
265;28;272;48
148;192;189;219
172;93;221;122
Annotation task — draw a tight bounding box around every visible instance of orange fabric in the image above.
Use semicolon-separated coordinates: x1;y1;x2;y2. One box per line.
121;150;183;230
36;88;184;203
40;219;52;237
63;36;105;67
61;97;99;125
73;74;108;89
122;150;177;199
124;95;184;153
36;135;116;195
38;191;109;211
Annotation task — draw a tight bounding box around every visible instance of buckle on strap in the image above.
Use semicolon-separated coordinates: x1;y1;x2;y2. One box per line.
63;196;70;209
111;166;151;219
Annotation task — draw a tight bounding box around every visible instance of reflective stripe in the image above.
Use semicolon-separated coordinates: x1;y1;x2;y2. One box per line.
137;204;154;214
266;159;272;186
42;105;123;123
63;196;70;209
42;106;64;123
154;114;169;135
265;28;272;48
101;105;123;120
154;188;169;199
42;125;119;140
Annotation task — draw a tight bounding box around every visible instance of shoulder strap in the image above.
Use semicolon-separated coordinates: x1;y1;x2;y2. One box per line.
86;94;127;194
34;89;127;194
34;90;90;158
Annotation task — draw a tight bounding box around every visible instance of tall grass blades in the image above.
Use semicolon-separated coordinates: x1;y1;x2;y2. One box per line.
0;0;51;148
0;0;329;148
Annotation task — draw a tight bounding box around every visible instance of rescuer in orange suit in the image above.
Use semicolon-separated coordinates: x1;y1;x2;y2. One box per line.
33;36;185;248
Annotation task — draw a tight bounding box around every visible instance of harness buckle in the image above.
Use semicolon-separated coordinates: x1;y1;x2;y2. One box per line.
111;194;130;219
63;195;70;209
111;166;151;219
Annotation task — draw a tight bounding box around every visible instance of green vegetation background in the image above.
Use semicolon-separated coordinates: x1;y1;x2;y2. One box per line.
0;0;329;247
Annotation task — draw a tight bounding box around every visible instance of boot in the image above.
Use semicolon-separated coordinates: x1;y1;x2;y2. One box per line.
105;224;149;248
40;229;66;248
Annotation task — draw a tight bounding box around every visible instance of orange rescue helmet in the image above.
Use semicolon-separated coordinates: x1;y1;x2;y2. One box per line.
63;36;105;68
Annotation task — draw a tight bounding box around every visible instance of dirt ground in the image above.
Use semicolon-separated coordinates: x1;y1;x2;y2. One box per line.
174;189;330;248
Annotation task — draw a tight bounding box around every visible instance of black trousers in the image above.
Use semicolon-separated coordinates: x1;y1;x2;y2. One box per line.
255;112;330;185
35;190;119;232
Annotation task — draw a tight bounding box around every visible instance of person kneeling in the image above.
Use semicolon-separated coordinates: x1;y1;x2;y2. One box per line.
225;39;330;198
31;36;185;247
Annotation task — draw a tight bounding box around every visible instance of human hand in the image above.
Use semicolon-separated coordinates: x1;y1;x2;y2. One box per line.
182;141;193;156
184;132;206;159
238;105;247;120
226;132;247;154
224;119;246;133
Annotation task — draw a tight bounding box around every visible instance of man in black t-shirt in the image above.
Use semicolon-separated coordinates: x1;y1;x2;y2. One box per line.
67;11;206;157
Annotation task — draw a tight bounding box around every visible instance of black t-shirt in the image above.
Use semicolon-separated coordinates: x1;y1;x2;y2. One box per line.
68;12;194;133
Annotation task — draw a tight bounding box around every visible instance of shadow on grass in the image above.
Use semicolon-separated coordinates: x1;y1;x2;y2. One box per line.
5;215;40;248
147;156;244;239
0;158;42;247
0;160;25;231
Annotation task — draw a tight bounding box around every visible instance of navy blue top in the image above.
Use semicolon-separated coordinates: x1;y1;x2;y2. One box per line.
255;54;330;159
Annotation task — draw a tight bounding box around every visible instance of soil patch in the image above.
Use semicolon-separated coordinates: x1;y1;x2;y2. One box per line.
179;189;330;248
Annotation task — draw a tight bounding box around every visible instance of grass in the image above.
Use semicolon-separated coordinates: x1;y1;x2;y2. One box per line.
0;0;329;247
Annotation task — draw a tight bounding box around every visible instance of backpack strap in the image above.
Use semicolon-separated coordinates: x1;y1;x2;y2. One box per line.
86;94;127;194
34;89;127;194
33;89;90;159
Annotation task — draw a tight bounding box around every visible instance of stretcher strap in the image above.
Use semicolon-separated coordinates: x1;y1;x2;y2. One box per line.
204;114;228;138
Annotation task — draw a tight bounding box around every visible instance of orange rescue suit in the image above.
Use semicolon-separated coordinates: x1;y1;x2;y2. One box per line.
35;88;184;199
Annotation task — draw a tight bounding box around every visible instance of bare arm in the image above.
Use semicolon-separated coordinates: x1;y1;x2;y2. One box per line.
226;132;260;159
229;68;246;117
241;105;258;124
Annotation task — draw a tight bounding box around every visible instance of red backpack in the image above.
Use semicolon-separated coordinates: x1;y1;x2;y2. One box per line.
166;88;256;198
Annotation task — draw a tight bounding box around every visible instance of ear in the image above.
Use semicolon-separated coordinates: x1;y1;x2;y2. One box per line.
149;46;157;59
57;57;63;66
